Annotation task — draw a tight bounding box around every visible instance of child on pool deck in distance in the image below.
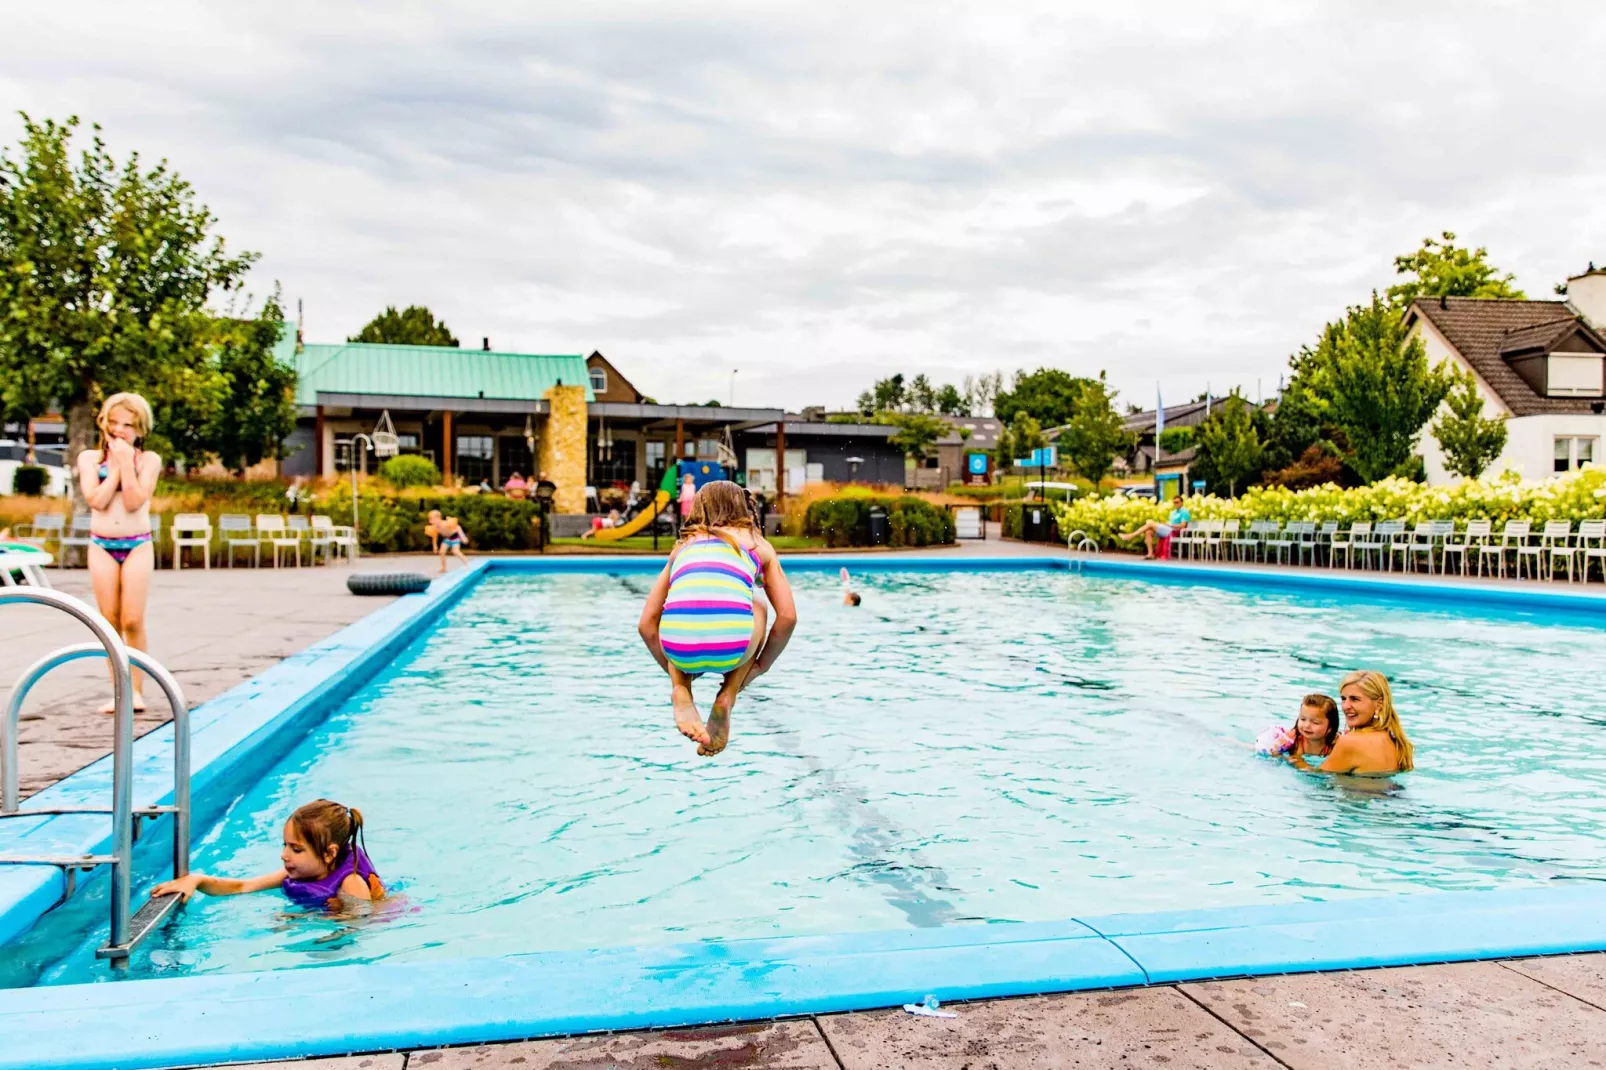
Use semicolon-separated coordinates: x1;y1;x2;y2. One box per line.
638;481;798;757
153;799;384;913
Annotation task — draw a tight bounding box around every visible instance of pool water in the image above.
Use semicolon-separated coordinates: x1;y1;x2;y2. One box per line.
9;568;1606;986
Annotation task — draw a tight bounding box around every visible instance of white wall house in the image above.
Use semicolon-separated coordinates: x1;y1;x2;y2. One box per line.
1406;268;1606;485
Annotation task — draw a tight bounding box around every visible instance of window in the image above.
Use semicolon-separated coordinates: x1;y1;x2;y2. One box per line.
696;437;720;459
591;438;636;487
498;436;533;482
646;440;667;487
397;432;420;453
455;435;494;484
1555;436;1597;473
589;366;608;394
1547;355;1604;397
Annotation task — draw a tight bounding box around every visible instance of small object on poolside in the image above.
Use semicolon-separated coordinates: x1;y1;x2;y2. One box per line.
1254;724;1296;755
346;572;432;597
903;995;957;1018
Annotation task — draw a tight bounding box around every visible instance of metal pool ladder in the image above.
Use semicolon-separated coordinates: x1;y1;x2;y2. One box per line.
0;586;191;964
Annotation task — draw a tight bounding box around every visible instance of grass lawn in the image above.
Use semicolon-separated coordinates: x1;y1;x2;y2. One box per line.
547;534;826;553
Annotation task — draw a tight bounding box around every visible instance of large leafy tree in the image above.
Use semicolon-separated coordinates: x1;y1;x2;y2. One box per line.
856;372;971;417
208;294;299;473
1195;392;1263;497
0;114;257;477
994;367;1097;429
994;412;1046;473
1055;374;1133;487
1304;293;1453;483
350;304;459;347
1432;369;1507;480
1387;231;1525;308
883;411;949;463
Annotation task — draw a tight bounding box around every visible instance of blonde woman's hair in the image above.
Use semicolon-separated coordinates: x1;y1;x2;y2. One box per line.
97;392;154;446
1341;670;1414;772
679;480;758;550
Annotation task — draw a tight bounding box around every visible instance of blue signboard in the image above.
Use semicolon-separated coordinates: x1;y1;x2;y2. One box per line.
1014;446;1056;468
967;453;988;475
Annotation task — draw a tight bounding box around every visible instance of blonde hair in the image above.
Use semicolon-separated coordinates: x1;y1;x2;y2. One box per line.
97;392;153;446
1340;670;1414;771
679;480;758;549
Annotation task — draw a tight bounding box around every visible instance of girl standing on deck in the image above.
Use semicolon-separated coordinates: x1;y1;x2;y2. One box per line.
153;799;384;912
1291;671;1414;774
638;481;797;757
77;393;162;714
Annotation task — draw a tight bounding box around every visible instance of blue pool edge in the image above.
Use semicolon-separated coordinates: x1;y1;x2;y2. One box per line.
5;552;1606;1069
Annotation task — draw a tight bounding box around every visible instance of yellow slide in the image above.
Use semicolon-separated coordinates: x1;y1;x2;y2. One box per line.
594;469;678;541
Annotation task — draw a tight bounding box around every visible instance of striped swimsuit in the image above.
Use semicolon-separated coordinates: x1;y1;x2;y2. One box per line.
659;535;763;675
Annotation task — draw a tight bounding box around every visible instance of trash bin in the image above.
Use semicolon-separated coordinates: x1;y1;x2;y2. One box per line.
867;505;889;546
1023;505;1053;543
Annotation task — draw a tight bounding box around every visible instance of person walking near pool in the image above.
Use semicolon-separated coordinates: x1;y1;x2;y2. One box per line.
428;509;470;572
1117;495;1189;559
77;393;162;714
638;480;798;757
1291;671;1414;774
154;799;384;912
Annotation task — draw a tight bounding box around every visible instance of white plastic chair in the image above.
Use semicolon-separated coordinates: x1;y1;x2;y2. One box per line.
1481;520;1528;578
1541;520;1578;582
1580;520;1606;583
57;513;93;568
170;513;212;570
1330;523;1364;570
15;513;66;562
255;514;301;567
326;523;358;564
308;514;335;565
1443;519;1491;577
218;514;259;567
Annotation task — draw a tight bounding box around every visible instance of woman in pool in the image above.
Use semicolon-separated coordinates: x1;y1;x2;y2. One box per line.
638;480;797;757
1117;495;1189;559
153;799;383;912
77;393;162;714
1290;671;1414;774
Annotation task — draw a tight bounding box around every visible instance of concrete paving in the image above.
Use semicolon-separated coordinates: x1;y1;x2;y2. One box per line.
4;551;1604;1069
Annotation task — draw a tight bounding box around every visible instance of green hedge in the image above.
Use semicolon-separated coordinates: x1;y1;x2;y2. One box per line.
377;455;442;488
320;487;541;553
11;465;47;496
156;478;297;511
803;495;955;548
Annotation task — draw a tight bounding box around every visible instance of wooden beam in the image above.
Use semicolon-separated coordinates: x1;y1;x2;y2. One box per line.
314;405;325;476
443;410;454;482
674;417;684;464
775;420;786;509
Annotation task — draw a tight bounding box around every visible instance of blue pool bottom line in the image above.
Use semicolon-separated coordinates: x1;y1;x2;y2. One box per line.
1;883;1604;1070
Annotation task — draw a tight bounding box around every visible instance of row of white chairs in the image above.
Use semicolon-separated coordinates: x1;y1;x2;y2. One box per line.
1173;518;1606;581
13;512;356;569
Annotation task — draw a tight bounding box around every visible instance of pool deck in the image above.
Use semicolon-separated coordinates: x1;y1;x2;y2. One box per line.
4;545;1606;1069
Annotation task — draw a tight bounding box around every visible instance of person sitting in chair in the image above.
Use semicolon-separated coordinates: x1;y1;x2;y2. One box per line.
1117;496;1190;560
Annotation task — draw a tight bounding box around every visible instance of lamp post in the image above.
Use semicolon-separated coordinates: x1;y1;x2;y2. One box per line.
349;433;373;561
846;456;863;483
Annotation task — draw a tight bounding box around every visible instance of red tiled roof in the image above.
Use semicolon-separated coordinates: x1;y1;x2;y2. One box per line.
1407;298;1605;417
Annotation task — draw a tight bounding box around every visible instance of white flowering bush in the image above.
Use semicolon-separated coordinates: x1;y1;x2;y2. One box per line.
1052;467;1606;550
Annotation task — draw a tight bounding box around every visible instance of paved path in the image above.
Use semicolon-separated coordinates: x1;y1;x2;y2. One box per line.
5;548;1605;1068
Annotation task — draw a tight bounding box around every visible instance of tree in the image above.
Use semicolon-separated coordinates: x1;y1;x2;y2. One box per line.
206;293;299;473
349;305;459;347
872;373;906;413
994;368;1096;429
994;412;1046;473
934;382;968;416
964;371;1004;417
0;115;257;484
1157;427;1194;455
1386;231;1524;308
1196;392;1263;497
1303;293;1453;483
1056;375;1133;488
1432;369;1507;480
907;374;937;415
882;411;949;463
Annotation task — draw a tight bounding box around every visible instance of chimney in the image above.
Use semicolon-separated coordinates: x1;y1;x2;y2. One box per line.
482;337;491;351
1566;268;1606;331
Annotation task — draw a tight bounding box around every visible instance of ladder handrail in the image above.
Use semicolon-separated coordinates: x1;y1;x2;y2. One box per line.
0;587;136;955
2;643;190;881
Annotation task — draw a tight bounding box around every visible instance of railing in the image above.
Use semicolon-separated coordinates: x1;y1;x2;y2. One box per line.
0;587;191;963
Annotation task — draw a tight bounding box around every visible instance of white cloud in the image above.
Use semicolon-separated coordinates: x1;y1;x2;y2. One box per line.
7;0;1606;410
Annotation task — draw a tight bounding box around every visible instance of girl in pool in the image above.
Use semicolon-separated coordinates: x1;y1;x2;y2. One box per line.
1253;694;1340;762
153;799;384;912
427;509;470;572
77;393;163;714
1291;670;1414;774
638;480;798;757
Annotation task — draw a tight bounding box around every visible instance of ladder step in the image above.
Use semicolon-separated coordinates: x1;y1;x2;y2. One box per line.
96;893;182;960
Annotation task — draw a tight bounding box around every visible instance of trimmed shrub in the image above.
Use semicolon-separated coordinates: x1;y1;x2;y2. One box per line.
318;487;540;553
156;478;295;512
803;494;955;548
12;465;47;496
377;454;442;489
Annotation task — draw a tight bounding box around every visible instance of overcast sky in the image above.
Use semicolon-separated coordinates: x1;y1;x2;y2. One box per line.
7;2;1605;412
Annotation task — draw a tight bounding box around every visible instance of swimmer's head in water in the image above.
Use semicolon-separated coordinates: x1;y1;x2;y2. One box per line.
284;799;365;879
1340;670;1414;771
848;592;862;607
1298;693;1340;749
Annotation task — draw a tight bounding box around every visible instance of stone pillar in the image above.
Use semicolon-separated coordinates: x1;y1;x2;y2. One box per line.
540;384;588;514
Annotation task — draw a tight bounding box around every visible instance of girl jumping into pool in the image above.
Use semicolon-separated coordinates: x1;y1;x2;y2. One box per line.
77;393;162;714
638;480;797;757
153;799;384;912
1290;671;1414;774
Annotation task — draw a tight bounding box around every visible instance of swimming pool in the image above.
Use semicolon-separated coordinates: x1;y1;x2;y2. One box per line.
4;556;1606;1067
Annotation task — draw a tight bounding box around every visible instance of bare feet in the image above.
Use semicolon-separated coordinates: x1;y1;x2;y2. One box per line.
98;692;146;715
700;695;732;757
673;683;709;746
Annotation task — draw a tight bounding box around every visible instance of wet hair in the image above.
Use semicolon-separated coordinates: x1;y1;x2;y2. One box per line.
288;799;365;870
680;480;758;544
847;592;862;607
1340;670;1415;771
97;392;153;447
1299;693;1341;750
